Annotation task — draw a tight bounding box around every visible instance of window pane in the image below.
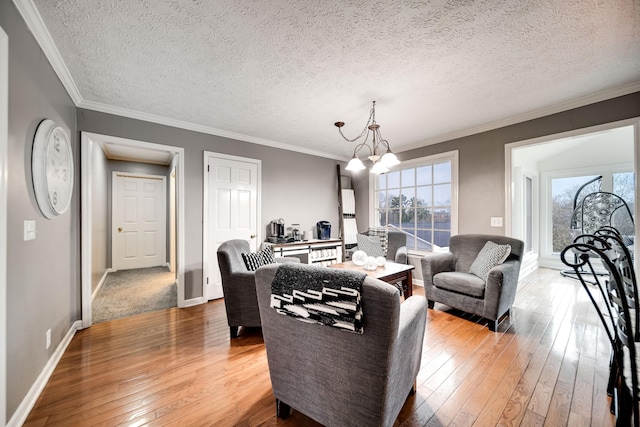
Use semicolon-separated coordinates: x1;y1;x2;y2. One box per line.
388;209;400;227
417;165;432;185
376;209;386;226
401;168;415;187
376;191;386;209
401;209;415;228
416;186;432;207
613;172;634;206
434;230;451;248
434;184;451;206
387;189;400;209
377;174;387;190
551;175;600;252
434;208;451;230
417;229;433;251
402;187;416;206
434;161;451;184
416;208;431;228
387;170;400;189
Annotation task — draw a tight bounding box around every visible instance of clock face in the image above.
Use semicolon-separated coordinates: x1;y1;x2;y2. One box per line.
32;119;74;219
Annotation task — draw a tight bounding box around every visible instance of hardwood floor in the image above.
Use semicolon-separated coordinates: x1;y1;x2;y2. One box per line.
24;268;616;426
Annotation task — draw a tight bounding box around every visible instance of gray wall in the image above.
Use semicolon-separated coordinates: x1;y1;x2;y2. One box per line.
2;1;79;419
77;109;343;300
355;92;640;235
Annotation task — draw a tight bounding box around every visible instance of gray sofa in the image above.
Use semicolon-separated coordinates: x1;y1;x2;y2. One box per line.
421;234;524;331
255;263;427;427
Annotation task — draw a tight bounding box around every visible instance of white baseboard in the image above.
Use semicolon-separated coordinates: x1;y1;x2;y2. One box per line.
183;297;205;307
7;320;82;427
91;269;111;301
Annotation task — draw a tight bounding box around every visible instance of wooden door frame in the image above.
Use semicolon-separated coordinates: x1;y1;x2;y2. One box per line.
81;132;186;329
111;171;167;271
202;152;262;300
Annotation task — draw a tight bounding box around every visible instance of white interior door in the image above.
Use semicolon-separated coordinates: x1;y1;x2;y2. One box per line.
112;172;167;270
204;153;260;300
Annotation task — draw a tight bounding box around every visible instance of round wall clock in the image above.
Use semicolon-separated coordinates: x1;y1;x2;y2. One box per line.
32;119;74;219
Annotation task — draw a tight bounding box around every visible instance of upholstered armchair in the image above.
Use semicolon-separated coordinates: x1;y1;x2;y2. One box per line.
421;234;524;331
217;239;299;338
349;229;408;264
255;263;427;427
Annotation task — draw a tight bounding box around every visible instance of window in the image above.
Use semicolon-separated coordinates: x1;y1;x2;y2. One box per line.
549;170;634;253
372;151;458;252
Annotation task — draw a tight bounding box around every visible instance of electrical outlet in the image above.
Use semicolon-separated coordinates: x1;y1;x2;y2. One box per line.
24;220;36;241
490;217;503;227
46;329;51;350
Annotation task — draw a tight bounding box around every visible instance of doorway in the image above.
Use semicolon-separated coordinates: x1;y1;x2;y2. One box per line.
506;119;639;274
202;152;261;300
81;132;185;328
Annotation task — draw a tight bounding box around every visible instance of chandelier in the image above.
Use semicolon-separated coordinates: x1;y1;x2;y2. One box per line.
334;101;400;174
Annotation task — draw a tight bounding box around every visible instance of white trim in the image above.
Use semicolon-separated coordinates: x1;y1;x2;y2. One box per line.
401;82;640;152
202;152;262;301
90;269;111;301
183;297;205;308
6;320;82;427
81;100;347;162
0;24;8;427
11;0;82;105
81;132;187;329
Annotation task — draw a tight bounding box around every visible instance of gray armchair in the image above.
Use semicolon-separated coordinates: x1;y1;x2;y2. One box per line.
255;263;427;427
217;239;262;339
421;234;524;331
349;230;408;264
217;239;299;338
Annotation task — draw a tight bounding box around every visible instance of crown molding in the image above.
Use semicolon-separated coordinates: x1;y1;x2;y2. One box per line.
12;0;83;105
398;81;640;153
79;100;349;161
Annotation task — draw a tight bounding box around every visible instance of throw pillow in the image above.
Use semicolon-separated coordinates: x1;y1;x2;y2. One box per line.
242;248;275;271
367;227;388;257
356;233;384;258
469;241;511;281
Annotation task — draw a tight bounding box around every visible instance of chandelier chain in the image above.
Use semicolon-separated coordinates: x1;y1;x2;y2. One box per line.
337;106;375;143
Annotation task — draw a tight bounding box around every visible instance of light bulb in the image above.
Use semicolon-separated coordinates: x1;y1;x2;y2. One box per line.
370;161;389;174
345;157;366;171
381;151;400;166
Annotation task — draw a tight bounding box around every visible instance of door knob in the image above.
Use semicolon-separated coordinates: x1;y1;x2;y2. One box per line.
250;234;256;239
118;227;122;233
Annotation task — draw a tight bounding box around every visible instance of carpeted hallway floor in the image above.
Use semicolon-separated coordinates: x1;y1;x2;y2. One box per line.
92;266;177;323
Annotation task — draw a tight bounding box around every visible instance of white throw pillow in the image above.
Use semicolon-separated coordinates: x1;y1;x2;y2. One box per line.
469;241;511;281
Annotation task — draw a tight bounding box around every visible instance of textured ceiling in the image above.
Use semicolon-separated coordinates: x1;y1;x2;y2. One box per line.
25;0;640;160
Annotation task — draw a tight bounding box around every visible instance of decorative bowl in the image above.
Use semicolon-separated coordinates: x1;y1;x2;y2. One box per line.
352;250;368;266
364;256;378;271
376;256;386;267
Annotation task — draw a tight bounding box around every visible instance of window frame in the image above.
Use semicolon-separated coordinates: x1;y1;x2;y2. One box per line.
540;162;634;257
369;150;459;255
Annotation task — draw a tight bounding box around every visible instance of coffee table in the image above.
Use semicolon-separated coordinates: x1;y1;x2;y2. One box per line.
330;261;415;299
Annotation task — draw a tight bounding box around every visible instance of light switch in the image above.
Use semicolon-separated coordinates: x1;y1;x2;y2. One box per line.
490;217;503;227
24;220;36;241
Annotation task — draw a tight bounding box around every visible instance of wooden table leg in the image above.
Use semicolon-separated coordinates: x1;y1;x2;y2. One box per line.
404;270;413;298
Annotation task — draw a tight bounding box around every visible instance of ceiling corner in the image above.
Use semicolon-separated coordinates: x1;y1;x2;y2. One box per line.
12;0;83;106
